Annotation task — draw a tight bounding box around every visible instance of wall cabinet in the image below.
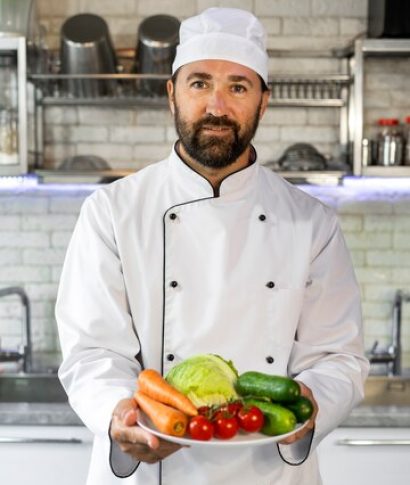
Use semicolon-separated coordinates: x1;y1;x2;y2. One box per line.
317;427;410;485
0;425;93;485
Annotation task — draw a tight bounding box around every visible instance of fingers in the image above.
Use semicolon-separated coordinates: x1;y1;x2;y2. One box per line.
120;437;182;463
123;408;138;427
278;417;314;445
110;398;181;463
111;410;160;449
279;382;318;445
112;397;137;420
116;429;181;463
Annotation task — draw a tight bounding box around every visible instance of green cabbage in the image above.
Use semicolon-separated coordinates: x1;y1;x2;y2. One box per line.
165;354;239;407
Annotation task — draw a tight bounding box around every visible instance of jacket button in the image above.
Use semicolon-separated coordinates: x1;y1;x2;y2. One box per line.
266;356;274;364
259;214;266;221
169;213;177;220
266;281;275;288
170;280;178;288
166;354;175;361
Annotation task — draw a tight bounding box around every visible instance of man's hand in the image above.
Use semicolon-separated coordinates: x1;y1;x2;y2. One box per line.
110;398;182;464
279;381;318;445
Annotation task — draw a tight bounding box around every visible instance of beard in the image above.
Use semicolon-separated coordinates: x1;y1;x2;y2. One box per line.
174;100;262;169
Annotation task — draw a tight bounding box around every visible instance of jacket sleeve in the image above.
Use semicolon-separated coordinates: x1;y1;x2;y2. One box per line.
55;190;142;438
278;209;369;463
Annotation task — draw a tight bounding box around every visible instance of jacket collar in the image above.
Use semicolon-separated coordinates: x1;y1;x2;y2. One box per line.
169;143;260;201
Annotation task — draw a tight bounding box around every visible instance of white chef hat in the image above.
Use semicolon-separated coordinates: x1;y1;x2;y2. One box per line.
172;7;269;85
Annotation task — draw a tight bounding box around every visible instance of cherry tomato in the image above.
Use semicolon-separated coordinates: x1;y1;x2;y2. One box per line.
227;401;243;416
237;406;264;433
213;414;239;440
188;416;214;441
197;406;211;416
219;401;243;416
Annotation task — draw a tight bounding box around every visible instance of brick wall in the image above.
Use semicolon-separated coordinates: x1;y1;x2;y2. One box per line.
1;184;409;370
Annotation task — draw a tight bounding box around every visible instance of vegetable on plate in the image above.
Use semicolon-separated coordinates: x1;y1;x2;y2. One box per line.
134;390;188;437
237;405;264;433
165;354;239;407
235;371;301;403
188;415;214;441
213;411;239;440
244;398;297;436
286;396;314;422
138;368;197;416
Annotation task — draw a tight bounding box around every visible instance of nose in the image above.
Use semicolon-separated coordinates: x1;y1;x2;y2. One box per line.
206;89;229;117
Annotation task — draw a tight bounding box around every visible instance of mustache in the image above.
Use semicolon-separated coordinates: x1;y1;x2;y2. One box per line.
194;115;239;131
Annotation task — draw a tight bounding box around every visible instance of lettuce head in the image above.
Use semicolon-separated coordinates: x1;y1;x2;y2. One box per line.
165;354;239;407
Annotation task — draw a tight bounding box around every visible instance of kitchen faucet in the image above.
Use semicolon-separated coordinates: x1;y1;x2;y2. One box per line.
0;286;32;373
367;289;409;377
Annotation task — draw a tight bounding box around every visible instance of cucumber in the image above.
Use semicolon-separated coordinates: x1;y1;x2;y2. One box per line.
286;396;314;423
235;371;300;403
244;398;296;436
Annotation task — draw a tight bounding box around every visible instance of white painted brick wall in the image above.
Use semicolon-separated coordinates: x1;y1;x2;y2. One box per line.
197;0;254;12
1;185;409;366
282;18;339;36
0;188;89;353
77;108;136;126
255;0;310;17
311;0;367;18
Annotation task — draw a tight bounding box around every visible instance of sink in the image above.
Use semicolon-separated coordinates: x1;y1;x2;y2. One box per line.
0;374;67;403
362;376;410;407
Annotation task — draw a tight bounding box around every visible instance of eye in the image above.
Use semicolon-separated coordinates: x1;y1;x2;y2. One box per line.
190;80;207;89
231;84;247;94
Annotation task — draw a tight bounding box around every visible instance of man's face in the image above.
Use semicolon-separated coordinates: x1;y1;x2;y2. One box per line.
167;60;270;169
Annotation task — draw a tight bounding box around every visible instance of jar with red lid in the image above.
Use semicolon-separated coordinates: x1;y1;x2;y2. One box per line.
376;118;403;166
404;116;410;166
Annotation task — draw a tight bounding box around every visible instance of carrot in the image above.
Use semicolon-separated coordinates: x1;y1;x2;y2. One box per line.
134;391;188;437
138;369;198;417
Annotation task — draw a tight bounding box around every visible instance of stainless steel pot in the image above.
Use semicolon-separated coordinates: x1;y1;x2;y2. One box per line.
134;14;180;97
0;0;34;36
60;13;117;97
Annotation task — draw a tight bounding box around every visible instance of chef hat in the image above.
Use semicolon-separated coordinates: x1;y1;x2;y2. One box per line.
172;7;269;85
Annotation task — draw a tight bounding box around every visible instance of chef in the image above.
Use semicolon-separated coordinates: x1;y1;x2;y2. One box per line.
56;7;369;485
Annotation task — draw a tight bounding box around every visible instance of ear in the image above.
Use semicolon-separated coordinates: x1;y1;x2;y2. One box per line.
167;79;175;115
259;89;271;120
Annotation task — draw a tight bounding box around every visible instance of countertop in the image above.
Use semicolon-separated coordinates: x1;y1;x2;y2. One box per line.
0;402;83;426
0;402;409;428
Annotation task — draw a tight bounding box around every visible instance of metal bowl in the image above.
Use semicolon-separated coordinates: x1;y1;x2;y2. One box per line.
134;14;180;97
60;13;117;97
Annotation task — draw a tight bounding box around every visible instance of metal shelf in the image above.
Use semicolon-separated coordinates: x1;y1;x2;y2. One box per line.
34;169;135;184
362;166;410;177
360;38;410;55
29;48;352;181
38;95;168;108
269;74;350;107
351;38;410;176
32;168;347;186
276;170;346;186
29;73;351;107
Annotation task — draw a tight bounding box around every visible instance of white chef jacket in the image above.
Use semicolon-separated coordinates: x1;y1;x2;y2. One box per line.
56;145;369;485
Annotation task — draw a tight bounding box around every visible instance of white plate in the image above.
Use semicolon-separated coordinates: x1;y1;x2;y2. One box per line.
137;412;309;448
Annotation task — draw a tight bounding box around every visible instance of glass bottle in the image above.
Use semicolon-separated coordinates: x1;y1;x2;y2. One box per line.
376;118;404;166
0;109;18;165
0;52;18;166
404;116;410;166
